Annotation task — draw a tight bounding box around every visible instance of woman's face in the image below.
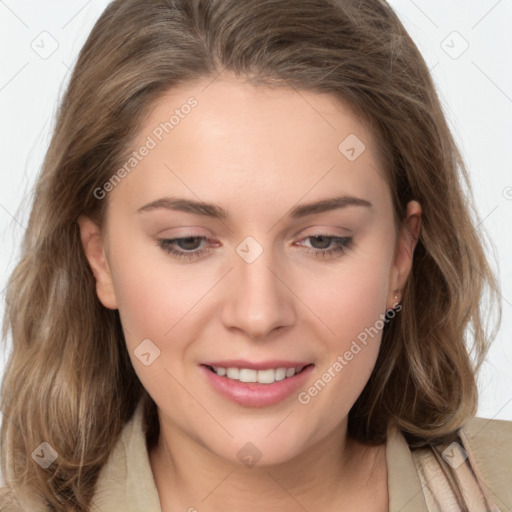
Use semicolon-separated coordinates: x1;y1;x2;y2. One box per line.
80;75;419;466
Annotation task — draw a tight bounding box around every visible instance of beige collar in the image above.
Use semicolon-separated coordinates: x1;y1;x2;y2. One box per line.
92;402;429;511
386;426;429;511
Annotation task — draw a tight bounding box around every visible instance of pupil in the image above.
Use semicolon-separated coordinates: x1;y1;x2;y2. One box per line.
179;237;200;250
312;236;330;249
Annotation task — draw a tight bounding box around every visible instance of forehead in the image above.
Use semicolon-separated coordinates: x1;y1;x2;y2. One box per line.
110;75;390;220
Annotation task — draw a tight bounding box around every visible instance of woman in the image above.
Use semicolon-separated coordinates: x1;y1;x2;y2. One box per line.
1;0;510;510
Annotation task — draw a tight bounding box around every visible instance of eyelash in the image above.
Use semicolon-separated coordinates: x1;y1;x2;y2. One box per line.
157;235;353;261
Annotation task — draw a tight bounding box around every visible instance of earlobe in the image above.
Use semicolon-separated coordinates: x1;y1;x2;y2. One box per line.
77;215;118;310
387;200;422;309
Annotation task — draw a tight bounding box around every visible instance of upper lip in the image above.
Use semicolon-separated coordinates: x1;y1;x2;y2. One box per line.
201;359;313;371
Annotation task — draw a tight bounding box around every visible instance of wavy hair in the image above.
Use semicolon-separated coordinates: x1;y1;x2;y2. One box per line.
0;0;500;509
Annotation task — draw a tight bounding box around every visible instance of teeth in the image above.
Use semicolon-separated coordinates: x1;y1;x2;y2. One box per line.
257;369;277;384
239;369;257;383
226;367;239;379
275;368;287;381
211;366;304;384
214;366;226;376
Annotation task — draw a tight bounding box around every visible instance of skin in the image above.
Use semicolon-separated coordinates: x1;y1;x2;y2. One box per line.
79;74;421;511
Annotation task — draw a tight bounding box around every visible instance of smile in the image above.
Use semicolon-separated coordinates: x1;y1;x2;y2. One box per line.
200;361;315;407
206;365;309;384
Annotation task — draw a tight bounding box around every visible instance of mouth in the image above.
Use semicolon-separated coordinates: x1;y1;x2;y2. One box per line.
203;363;313;384
200;361;315;407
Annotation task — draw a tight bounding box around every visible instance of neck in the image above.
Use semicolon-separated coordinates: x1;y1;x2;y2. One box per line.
148;412;387;512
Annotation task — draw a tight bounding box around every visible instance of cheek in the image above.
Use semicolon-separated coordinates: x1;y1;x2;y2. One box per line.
306;248;392;346
324;272;388;374
106;230;201;352
296;242;393;414
107;242;202;403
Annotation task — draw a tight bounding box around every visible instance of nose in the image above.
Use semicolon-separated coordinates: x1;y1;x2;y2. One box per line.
220;243;297;341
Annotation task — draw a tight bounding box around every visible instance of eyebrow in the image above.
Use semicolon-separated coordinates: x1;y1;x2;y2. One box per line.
137;195;373;219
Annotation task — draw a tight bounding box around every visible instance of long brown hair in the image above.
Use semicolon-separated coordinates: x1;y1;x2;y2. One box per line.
0;0;500;509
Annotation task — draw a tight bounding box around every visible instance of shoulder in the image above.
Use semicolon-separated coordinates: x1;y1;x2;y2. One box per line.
460;416;512;466
458;416;512;510
93;401;161;512
401;417;512;512
461;415;512;442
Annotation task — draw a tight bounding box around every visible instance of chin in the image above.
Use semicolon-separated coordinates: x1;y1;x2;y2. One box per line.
200;426;312;469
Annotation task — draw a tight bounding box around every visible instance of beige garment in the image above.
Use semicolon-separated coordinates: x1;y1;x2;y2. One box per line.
411;419;512;512
92;401;512;511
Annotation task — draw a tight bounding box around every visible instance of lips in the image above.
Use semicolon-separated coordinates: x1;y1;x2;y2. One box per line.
200;360;315;407
201;359;311;371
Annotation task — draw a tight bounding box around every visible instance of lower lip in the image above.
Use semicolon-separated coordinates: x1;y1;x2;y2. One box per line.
200;364;315;407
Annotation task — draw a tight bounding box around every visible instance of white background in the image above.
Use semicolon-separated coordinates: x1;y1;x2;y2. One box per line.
0;0;511;422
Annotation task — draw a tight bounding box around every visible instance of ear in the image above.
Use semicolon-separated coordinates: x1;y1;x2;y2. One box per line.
387;200;422;309
77;215;118;310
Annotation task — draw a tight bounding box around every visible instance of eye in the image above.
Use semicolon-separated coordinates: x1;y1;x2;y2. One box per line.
157;236;213;261
297;235;353;259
